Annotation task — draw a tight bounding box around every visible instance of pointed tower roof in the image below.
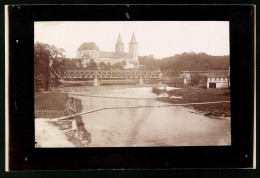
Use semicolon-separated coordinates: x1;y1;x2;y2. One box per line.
116;33;124;45
130;32;138;44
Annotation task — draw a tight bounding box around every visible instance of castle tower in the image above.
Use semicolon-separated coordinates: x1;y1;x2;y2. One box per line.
115;33;124;54
129;32;138;61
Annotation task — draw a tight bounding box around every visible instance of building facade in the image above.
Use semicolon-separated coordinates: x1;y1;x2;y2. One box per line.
77;33;139;69
207;70;229;89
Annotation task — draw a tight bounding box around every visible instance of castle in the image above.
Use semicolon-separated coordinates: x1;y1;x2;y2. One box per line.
77;33;139;69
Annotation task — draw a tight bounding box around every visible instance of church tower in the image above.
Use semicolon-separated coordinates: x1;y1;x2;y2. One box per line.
129;32;138;61
115;33;124;54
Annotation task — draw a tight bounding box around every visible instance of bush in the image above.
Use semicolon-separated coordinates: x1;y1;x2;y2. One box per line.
50;78;62;87
152;87;164;95
189;73;206;86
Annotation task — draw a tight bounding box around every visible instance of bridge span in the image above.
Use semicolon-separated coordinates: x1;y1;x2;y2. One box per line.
50;70;207;86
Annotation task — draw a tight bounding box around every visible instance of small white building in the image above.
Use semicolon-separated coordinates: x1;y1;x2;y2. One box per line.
207;70;229;89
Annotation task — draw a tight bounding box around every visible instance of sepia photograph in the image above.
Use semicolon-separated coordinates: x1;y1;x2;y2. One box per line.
5;4;256;171
34;21;231;148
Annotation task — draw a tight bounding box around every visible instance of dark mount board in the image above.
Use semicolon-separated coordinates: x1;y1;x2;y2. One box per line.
7;5;254;170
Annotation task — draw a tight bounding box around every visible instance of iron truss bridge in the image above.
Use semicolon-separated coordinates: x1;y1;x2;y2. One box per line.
50;70;207;79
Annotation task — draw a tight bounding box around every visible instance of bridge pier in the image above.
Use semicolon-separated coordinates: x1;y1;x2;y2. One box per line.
139;77;144;85
94;77;100;86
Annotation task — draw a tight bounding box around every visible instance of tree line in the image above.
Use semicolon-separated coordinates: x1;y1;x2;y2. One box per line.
138;52;229;72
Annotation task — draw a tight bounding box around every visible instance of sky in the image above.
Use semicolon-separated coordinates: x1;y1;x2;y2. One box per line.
34;21;229;59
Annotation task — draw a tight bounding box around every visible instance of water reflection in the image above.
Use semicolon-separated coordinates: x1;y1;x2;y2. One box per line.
80;107;230;147
125;108;153;146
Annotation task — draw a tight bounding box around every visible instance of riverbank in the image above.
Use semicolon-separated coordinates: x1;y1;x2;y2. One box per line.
35;85;230;146
35;92;91;147
155;87;230;119
35;120;75;147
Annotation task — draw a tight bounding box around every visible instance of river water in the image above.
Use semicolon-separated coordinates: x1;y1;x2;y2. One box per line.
71;87;231;147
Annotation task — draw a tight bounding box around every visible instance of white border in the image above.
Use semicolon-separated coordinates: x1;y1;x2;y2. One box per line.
5;5;9;172
253;5;256;169
4;4;255;170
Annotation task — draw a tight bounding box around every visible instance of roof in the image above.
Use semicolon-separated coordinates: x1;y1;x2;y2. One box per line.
115;33;124;45
99;51;114;58
129;32;138;44
77;42;99;51
207;70;229;78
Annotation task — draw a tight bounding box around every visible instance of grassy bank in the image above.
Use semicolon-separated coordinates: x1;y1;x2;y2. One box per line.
35;92;68;110
155;87;230;118
35;92;91;147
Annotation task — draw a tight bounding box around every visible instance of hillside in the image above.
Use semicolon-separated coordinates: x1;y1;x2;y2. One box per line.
138;52;229;71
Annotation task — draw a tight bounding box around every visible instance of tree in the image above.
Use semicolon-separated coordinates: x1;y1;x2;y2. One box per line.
189;73;204;86
86;59;98;70
112;61;125;70
34;42;65;91
138;56;159;70
159;53;229;71
99;62;107;70
62;58;80;69
106;62;112;70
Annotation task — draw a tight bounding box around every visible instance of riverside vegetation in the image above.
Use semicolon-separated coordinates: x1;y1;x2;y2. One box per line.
35;92;91;147
152;86;230;119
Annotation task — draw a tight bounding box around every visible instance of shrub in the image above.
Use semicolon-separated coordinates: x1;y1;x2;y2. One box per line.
152;87;163;95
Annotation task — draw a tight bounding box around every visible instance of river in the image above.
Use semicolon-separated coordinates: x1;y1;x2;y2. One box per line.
71;86;231;147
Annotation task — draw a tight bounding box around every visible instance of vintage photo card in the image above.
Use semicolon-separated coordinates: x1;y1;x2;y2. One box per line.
34;21;231;148
6;5;255;170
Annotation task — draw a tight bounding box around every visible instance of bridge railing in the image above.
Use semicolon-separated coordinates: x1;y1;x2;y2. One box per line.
50;70;208;79
51;70;164;79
